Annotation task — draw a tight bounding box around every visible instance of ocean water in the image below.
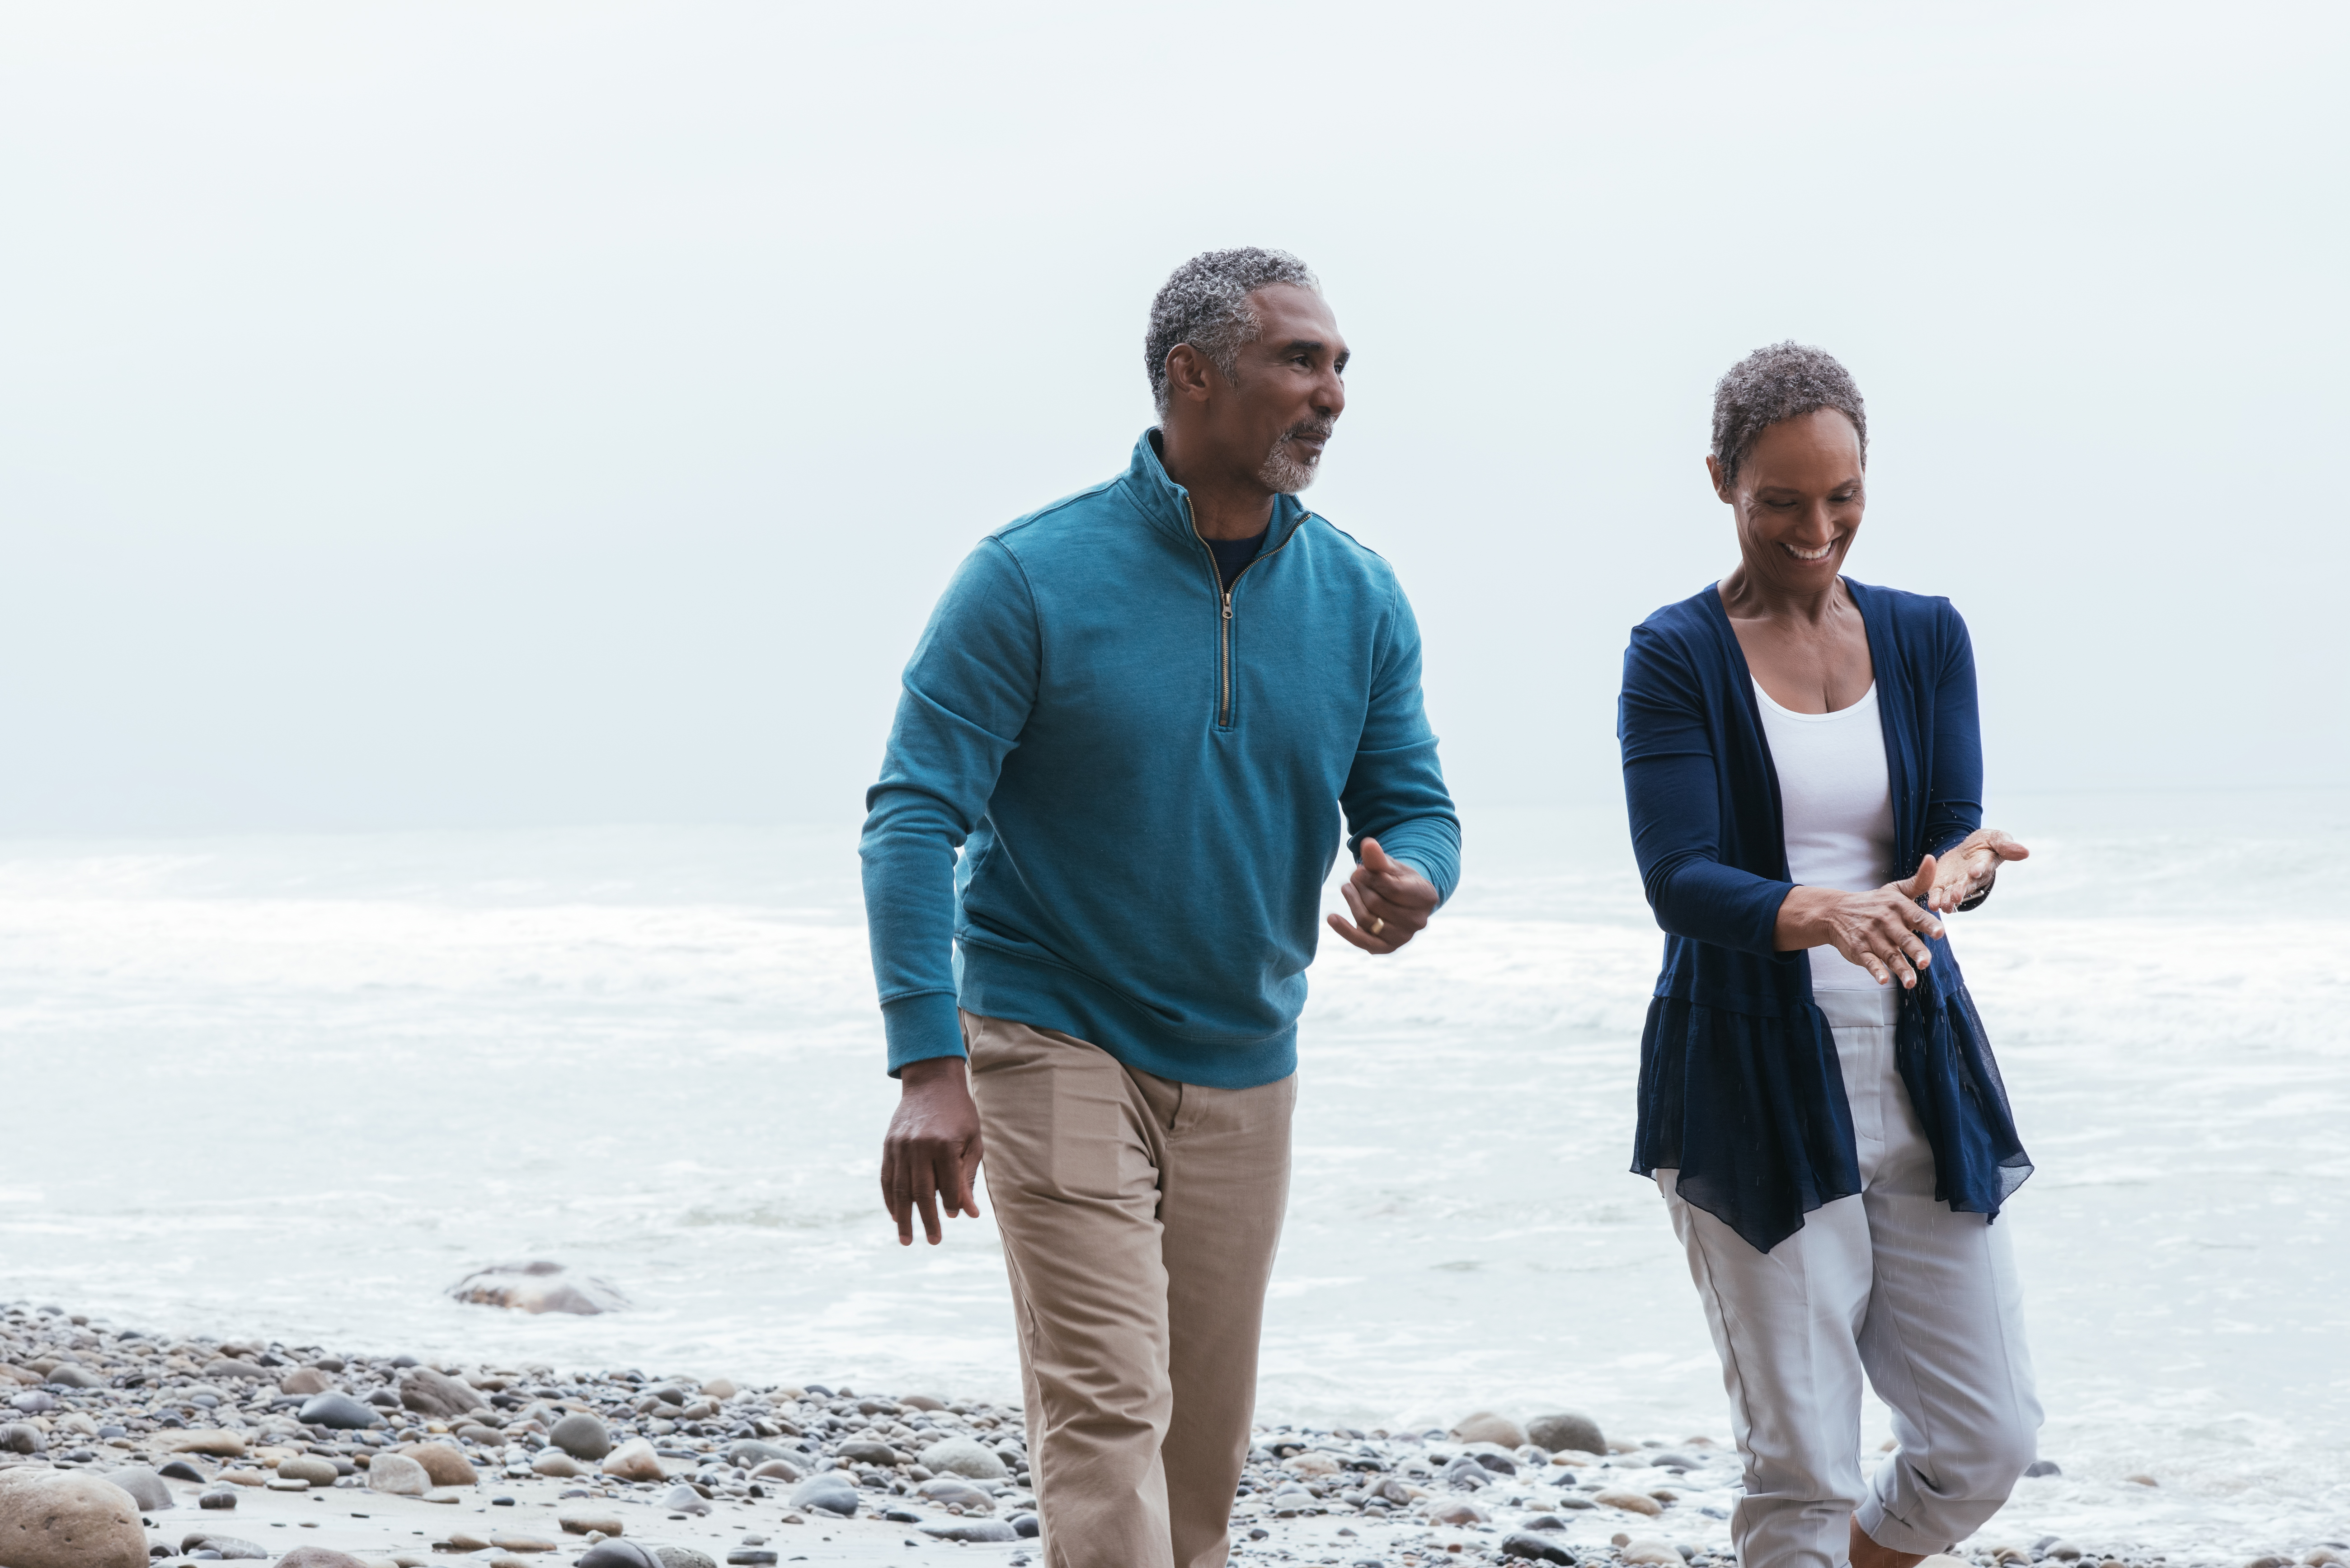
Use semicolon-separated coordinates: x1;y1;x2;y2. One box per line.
1;791;2344;1556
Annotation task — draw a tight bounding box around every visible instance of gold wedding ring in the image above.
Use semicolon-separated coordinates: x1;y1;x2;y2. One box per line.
1367;915;1386;935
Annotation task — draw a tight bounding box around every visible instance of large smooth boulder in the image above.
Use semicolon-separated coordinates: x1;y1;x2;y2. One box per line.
366;1451;431;1496
1526;1410;1607;1456
399;1441;477;1487
397;1367;487;1418
446;1260;629;1316
101;1465;173;1510
549;1412;613;1460
917;1436;1007;1479
0;1466;150;1568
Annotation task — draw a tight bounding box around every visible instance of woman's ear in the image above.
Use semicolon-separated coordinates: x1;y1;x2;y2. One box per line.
1705;453;1734;504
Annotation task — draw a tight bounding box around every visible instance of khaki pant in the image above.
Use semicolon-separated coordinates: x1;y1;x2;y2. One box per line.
962;1011;1295;1568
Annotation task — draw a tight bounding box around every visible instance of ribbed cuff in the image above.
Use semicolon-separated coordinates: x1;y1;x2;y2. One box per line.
881;991;966;1077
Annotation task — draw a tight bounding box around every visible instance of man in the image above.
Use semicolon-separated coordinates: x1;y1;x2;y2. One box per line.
860;247;1460;1568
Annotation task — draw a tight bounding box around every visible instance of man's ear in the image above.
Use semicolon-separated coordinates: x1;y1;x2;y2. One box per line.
1163;343;1216;405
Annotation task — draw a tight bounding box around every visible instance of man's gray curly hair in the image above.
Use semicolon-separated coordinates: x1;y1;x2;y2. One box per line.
1711;341;1868;488
1145;247;1321;416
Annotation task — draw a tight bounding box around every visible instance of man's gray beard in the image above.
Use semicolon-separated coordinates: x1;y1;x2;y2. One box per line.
1257;434;1325;494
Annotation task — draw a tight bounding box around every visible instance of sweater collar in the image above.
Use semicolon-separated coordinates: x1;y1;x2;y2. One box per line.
1124;428;1310;549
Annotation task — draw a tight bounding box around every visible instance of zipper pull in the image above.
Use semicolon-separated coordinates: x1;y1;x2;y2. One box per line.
1222;594;1233;619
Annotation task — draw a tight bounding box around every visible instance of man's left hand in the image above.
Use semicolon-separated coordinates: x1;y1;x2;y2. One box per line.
1328;837;1439;955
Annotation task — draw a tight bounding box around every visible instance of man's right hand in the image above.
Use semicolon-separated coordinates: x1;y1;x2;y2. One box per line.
881;1056;984;1246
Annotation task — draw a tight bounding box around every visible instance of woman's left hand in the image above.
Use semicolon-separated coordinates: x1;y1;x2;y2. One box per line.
1926;828;2029;912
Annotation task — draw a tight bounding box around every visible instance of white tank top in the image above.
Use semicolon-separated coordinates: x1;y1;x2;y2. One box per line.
1753;679;1896;992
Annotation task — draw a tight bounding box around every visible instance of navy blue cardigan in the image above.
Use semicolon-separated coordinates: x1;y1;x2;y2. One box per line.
1617;580;2032;1252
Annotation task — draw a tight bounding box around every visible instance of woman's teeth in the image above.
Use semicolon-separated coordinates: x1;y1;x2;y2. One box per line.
1781;541;1834;561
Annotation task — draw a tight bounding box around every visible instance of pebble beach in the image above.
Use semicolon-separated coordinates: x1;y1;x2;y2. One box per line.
4;1300;2345;1568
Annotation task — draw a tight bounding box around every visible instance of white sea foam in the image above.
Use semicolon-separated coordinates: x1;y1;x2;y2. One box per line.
0;794;2343;1556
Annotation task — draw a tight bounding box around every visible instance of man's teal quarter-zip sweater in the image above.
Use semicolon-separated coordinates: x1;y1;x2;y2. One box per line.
859;430;1461;1088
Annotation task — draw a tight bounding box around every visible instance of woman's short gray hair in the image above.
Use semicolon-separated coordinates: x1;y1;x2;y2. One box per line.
1711;341;1868;488
1145;248;1321;416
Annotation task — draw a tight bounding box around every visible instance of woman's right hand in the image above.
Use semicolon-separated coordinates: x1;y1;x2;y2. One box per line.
1776;856;1947;989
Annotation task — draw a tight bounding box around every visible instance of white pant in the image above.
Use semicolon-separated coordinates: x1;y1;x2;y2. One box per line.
1660;987;2041;1568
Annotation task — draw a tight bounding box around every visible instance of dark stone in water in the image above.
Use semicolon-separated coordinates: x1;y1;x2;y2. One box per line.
198;1487;238;1508
1501;1531;1578;1563
2025;1459;2062;1478
1012;1513;1040;1538
448;1259;629;1316
160;1460;207;1482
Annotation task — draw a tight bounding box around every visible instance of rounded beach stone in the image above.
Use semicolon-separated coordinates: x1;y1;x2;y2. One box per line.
558;1505;626;1535
400;1441;477;1486
700;1379;739;1400
661;1481;712;1515
917;1436;1007;1479
601;1437;666;1482
747;1457;804;1483
916;1476;994;1512
367;1451;432;1495
1427;1499;1488;1526
0;1466;150;1568
550;1412;613;1461
198;1487;239;1509
836;1439;899;1467
788;1472;858;1516
277;1455;340;1486
298;1393;382;1431
397;1367;487;1418
0;1422;43;1454
1595;1488;1664;1516
277;1549;373;1567
102;1465;173;1510
1501;1532;1577;1564
1622;1539;1683;1565
1452;1411;1528;1448
44;1364;102;1389
1526;1412;1607;1456
531;1448;585;1478
575;1543;662;1568
155;1427;247;1456
278;1366;334;1397
925;1519;1018;1542
653;1549;718;1568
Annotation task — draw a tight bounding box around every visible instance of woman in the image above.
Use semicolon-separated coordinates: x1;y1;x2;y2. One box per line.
1618;343;2040;1568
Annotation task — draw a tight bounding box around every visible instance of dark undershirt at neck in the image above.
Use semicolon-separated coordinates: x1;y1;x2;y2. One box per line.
1205;529;1268;591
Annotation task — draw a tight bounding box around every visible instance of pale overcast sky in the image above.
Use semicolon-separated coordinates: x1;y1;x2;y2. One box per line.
1;1;2342;832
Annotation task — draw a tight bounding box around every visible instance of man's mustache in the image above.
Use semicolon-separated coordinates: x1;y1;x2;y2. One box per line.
1279;420;1336;446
